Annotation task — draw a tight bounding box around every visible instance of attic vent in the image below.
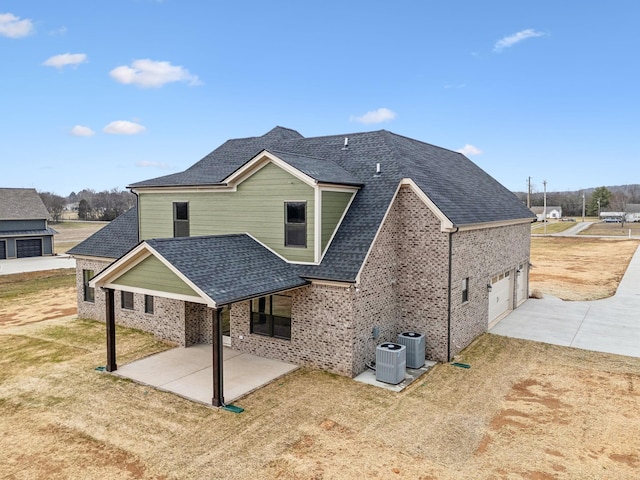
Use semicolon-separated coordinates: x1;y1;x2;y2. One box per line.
374;163;381;176
342;137;349;150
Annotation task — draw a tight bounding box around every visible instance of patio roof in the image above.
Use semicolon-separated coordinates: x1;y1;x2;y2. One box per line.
91;233;309;307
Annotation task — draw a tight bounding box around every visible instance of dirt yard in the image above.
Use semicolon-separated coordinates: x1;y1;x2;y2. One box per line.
1;234;639;479
530;236;640;300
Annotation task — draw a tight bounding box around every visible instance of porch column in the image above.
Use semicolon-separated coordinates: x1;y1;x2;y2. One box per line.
212;307;224;407
105;288;117;372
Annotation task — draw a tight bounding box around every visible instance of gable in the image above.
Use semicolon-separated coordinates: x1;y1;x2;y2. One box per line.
112;255;198;298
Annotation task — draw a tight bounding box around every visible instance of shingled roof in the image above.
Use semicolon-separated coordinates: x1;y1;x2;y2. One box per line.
0;188;50;220
145;235;309;306
67;206;139;259
80;127;534;283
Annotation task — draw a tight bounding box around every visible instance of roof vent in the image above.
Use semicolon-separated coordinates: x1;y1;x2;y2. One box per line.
342;137;349;150
374;163;381;177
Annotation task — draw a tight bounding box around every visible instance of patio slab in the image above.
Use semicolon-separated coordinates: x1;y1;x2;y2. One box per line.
115;344;298;406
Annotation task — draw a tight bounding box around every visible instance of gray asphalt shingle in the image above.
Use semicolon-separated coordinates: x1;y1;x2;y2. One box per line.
0;188;50;220
76;126;535;283
146;234;309;306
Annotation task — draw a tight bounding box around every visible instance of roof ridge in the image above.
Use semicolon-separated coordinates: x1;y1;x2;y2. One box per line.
383;130;465;157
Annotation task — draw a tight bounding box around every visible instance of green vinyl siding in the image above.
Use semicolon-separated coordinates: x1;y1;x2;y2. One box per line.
321;191;353;252
113;255;198;297
138;162;315;262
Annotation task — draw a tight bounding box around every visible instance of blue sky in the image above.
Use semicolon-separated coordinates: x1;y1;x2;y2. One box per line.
1;1;638;197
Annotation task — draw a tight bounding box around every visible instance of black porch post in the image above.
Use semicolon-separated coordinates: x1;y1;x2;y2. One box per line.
212;307;224;407
105;288;117;372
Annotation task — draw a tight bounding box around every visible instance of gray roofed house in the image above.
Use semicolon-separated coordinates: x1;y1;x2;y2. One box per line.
70;126;534;406
0;188;57;260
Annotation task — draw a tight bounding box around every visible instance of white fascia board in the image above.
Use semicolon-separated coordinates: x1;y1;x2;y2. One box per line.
309;279;353;289
130;185;231;194
315;188;321;263
400;178;455;232
456;217;536;231
90;242;217;308
69;254;117;263
317;183;361;192
98;283;208;306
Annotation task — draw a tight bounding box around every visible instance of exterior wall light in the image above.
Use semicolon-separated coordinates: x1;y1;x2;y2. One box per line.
487;284;493;292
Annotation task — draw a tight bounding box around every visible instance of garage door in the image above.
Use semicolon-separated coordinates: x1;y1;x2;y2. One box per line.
489;271;512;324
16;239;42;258
515;264;527;305
0;241;5;260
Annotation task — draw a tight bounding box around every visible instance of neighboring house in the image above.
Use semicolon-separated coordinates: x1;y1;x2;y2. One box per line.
530;206;562;221
624;204;640;223
0;188;57;260
68;127;535;406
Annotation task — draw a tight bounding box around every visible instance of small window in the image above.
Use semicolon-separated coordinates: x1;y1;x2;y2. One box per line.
462;277;469;303
83;270;95;303
144;295;154;314
173;202;189;237
121;291;134;310
285;202;306;247
250;294;292;340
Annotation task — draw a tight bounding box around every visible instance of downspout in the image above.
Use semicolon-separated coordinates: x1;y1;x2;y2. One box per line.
447;227;459;362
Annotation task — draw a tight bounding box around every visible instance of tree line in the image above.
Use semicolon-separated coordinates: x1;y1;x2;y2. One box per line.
515;184;640;217
38;189;135;223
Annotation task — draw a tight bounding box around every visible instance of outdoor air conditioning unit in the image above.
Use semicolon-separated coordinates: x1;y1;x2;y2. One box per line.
397;332;426;369
376;343;406;385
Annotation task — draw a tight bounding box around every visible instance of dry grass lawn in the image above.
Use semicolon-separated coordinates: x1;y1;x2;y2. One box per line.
1;235;639;479
530;237;640;300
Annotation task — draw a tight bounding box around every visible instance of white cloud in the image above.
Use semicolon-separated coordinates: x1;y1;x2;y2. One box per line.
110;59;202;88
350;107;397;125
49;26;67;36
0;12;34;38
43;53;87;69
494;29;545;52
103;120;146;135
136;160;170;169
457;144;483;156
70;125;95;137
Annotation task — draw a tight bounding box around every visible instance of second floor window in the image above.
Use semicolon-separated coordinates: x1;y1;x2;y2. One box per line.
173;202;189;237
285;201;306;247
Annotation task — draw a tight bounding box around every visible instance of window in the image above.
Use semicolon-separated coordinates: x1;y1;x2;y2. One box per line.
83;270;95;303
462;277;469;303
121;291;134;310
144;295;154;314
250;294;292;339
173;202;189;237
284;201;306;247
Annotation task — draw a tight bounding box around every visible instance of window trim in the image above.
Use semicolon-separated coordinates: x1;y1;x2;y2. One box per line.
284;201;307;248
173;201;189;237
83;269;95;303
250;294;292;340
121;291;134;310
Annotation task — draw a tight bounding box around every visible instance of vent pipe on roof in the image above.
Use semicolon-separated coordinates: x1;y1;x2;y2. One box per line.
374;163;381;176
342;137;349;150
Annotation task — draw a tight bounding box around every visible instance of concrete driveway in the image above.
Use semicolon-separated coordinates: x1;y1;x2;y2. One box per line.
0;255;76;275
490;245;640;358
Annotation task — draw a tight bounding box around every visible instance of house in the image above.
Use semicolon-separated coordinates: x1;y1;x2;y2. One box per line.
0;188;57;260
530;206;562;221
624;204;640;223
68;127;535;406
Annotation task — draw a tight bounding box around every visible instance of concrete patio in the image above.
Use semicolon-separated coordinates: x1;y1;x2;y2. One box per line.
114;344;298;406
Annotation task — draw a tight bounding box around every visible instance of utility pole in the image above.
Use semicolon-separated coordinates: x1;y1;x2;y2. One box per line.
527;176;531;208
543;180;547;234
582;194;585;222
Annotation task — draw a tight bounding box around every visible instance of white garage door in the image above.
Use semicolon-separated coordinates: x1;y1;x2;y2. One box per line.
489;271;512;324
